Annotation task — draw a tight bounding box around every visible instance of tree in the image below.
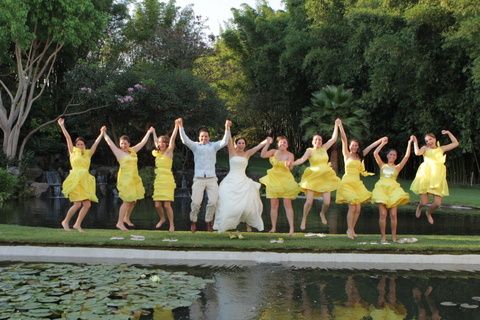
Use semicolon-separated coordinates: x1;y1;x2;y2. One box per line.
0;0;109;161
301;85;369;171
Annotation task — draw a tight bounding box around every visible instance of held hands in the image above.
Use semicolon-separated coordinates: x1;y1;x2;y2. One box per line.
335;118;342;126
175;118;183;127
225;120;232;129
441;130;450;135
266;137;273;145
148;126;155;134
100;126;107;134
57;118;65;127
410;135;417;143
381;137;388;144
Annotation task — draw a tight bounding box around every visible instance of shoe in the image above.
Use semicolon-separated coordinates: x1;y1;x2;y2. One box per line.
190;222;197;233
206;221;213;232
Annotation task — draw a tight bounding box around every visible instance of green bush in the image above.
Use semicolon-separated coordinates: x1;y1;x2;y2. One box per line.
0;168;18;204
139;166;155;197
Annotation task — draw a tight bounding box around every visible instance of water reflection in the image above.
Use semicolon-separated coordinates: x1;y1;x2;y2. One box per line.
1;197;480;235
179;266;480;320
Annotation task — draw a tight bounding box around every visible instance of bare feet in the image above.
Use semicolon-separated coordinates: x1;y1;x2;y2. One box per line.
288;229;294;236
61;220;71;231
426;211;434;224
155;219;165;229
347;230;355;240
246;225;252;232
72;224;84;233
168;225;175;232
190;222;197;233
320;212;328;225
124;220;134;228
415;205;422;218
300;219;306;231
268;228;276;233
116;223;129;231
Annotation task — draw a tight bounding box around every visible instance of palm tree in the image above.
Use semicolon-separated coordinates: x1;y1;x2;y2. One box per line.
301;85;369;172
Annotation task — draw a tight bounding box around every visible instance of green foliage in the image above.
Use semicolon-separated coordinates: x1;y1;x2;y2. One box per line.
139;166;155;197
0;168;18;204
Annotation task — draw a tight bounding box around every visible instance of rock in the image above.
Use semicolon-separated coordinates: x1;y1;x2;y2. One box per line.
29;182;49;198
24;166;44;181
6;166;20;176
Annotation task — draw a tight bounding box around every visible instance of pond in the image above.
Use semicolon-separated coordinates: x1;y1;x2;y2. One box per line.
1;262;479;319
0;196;479;235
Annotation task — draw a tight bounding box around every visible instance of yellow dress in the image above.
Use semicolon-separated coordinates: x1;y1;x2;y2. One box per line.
117;148;145;202
62;147;98;202
260;156;299;199
410;147;448;197
152;150;176;201
299;147;340;196
332;303;370;320
371;164;409;208
369;303;407;320
335;158;373;205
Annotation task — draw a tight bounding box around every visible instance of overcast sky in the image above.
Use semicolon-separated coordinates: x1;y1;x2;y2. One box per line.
174;0;285;35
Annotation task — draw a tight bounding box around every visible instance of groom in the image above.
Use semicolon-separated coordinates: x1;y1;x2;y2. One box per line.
176;118;231;232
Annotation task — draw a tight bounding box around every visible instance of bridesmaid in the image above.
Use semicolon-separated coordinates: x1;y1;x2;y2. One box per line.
410;130;459;224
58;118;103;232
102;126;154;231
336;122;383;239
151;121;179;232
293;118;341;230
372;137;412;242
260;136;300;235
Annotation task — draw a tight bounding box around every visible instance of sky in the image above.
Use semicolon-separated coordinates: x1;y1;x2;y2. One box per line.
174;0;285;35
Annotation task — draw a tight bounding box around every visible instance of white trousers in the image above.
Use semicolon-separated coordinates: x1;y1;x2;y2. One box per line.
190;177;218;223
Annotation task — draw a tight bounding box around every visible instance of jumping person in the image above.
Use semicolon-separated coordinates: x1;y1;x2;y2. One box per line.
177;118;231;232
371;137;413;242
293;118;341;230
260;136;300;235
152;121;179;232
102;126;154;231
410;130;459;224
58;118;103;232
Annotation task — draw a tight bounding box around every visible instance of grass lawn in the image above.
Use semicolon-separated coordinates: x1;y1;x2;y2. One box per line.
1;224;480;254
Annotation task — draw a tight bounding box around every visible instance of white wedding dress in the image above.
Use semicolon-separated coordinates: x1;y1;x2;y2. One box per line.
213;156;264;232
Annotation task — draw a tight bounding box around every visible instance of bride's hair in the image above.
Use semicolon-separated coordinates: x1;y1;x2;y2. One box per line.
234;137;247;145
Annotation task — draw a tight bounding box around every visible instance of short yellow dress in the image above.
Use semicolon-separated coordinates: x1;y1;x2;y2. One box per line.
260;156;299;199
117;148;145;202
332;303;370;320
299;147;340;196
369;303;407;320
62;147;98;202
336;158;373;205
410;147;448;197
152;150;176;201
372;164;409;208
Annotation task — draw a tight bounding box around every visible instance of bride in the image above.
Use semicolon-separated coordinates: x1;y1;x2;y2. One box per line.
213;135;267;232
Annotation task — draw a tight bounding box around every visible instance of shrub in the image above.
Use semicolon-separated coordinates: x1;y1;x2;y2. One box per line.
0;168;18;204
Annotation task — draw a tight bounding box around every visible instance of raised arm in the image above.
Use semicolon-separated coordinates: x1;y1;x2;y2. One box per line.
245;138;268;158
292;148;312;166
166;122;179;153
227;130;235;157
57;118;73;154
323;118;341;151
260;137;276;158
132;127;154;153
102;126;124;161
411;135;425;156
363;137;384;157
338;122;349;159
397;137;413;172
152;128;159;149
89;127;105;155
440;130;459;153
214;120;232;151
373;137;387;167
177;118;197;151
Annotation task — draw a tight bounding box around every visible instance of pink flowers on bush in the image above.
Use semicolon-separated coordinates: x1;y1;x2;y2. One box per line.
117;83;146;104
